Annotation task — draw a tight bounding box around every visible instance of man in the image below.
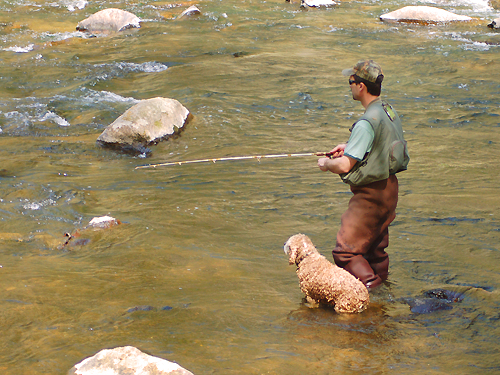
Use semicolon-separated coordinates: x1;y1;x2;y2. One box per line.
317;60;409;290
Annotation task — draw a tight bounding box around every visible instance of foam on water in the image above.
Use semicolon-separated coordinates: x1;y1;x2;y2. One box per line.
461;40;497;51
2;108;70;128
3;44;34;53
39;111;70;127
39;31;93;41
1;0;87;11
22;198;56;211
431;30;500;51
0;89;141;133
93;61;169;74
79;88;140;104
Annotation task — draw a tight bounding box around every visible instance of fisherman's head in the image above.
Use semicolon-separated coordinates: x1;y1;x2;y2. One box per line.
343;60;384;97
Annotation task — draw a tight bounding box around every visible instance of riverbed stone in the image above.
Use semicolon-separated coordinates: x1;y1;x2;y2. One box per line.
68;346;194;375
88;215;120;229
96;97;192;152
178;5;201;18
300;0;336;8
488;17;500;28
380;6;473;23
76;8;141;32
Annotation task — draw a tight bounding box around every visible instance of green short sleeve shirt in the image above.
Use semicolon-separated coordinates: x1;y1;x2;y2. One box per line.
344;120;374;161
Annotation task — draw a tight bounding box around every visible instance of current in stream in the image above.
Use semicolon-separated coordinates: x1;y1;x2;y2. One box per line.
1;0;500;373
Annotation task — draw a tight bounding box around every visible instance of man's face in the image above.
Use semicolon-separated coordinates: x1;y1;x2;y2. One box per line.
349;75;361;101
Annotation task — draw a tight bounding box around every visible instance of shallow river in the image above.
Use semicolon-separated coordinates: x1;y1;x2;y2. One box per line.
1;0;500;373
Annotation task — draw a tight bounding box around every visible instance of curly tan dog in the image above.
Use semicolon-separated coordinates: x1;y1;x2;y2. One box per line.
284;233;369;313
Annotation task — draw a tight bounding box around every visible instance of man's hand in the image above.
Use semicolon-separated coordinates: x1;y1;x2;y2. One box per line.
329;143;347;158
318;157;331;172
318;146;357;174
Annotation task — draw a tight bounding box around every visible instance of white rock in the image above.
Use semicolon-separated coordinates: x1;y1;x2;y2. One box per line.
76;8;141;33
68;346;194;375
63;0;87;12
301;0;336;7
488;17;500;28
88;215;119;228
380;6;473;23
178;5;201;18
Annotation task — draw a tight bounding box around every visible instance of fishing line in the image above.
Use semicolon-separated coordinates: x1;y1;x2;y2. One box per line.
135;152;333;169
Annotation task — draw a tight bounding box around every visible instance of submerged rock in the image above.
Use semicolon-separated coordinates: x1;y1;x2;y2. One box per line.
76;8;141;33
402;288;464;314
404;298;453;314
96;97;192;155
488;17;500;28
127;305;155;313
68;346;194;375
59;215;121;249
380;6;473;24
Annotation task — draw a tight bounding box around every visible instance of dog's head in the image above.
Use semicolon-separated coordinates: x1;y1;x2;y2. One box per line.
284;233;317;266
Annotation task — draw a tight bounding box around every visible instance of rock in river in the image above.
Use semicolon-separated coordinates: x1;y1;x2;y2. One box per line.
401;288;465;314
60;215;121;249
68;346;194;375
88;215;121;229
96;97;192;155
488;17;500;28
380;6;473;24
300;0;337;8
76;8;141;33
178;5;202;19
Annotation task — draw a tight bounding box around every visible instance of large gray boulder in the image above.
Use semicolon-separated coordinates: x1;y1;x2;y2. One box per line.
68;346;194;375
380;6;473;23
76;8;140;32
97;97;192;154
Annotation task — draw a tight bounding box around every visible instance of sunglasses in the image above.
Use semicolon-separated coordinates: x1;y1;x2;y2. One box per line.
349;79;357;85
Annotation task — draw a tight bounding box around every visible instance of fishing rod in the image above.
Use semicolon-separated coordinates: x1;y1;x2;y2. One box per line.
135;151;334;169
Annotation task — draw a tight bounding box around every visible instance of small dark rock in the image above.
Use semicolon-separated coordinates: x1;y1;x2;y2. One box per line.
402;289;464;314
127;305;155;313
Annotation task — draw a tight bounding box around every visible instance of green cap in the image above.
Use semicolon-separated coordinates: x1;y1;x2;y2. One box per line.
342;60;384;84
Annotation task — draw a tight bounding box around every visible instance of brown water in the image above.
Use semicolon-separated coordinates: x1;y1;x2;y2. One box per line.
1;0;500;373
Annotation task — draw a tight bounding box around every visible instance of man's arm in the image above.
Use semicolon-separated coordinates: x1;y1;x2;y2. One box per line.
318;120;374;175
318;153;357;174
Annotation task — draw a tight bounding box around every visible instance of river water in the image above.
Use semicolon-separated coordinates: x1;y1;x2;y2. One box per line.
1;0;500;373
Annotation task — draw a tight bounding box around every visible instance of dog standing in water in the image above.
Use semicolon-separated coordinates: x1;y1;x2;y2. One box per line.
284;233;369;313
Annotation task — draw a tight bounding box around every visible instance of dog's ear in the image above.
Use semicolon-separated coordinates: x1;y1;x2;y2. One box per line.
284;238;298;265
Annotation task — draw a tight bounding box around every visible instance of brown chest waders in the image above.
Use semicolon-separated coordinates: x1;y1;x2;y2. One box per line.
332;175;399;289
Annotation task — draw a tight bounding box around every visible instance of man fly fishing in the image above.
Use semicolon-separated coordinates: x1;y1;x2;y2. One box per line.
317;60;409;290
